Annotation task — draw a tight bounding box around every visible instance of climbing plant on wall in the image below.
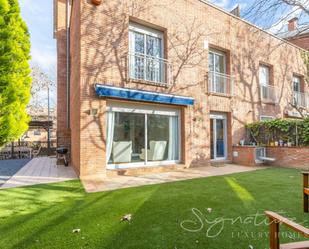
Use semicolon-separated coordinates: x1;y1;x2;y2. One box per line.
246;118;309;146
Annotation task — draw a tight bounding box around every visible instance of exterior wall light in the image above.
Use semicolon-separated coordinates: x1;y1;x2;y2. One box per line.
91;0;102;5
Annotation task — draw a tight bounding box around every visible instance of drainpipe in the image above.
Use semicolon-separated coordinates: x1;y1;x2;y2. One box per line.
66;0;71;129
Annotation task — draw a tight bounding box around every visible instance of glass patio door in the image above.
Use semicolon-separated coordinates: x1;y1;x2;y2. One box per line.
210;113;227;160
106;102;180;169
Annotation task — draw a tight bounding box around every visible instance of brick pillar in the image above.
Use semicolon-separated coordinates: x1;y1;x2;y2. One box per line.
79;80;107;178
56;29;71;151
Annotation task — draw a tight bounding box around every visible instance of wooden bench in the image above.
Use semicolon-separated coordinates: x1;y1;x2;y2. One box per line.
265;211;309;249
303;172;309;213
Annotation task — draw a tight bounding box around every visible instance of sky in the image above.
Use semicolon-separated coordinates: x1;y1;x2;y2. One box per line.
19;0;56;77
19;0;56;107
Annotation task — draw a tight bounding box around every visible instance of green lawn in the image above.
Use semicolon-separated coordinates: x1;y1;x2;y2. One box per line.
0;168;308;249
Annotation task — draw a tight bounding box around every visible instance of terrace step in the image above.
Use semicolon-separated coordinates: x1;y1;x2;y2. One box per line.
106;164;187;177
210;160;232;167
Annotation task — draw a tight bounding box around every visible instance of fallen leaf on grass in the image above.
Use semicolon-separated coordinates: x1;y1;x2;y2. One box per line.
72;228;81;233
121;214;132;222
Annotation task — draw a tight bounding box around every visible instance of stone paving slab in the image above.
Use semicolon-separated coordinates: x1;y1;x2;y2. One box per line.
0;157;77;189
0;159;31;187
82;164;268;193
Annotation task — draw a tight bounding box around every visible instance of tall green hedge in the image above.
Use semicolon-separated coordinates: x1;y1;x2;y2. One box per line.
0;0;31;147
246;118;309;146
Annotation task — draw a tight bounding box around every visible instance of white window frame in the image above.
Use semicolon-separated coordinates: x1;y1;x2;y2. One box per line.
260;115;275;121
129;22;165;84
129;22;164;58
106;101;181;169
210;113;228;161
129;22;164;40
209;49;227;74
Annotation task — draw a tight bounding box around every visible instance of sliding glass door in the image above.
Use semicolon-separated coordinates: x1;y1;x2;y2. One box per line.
106;102;181;169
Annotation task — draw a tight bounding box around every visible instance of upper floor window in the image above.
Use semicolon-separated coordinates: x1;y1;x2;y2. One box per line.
208;49;233;95
128;22;170;85
259;65;270;86
292;75;307;107
209;49;226;74
259;64;277;103
293;75;301;92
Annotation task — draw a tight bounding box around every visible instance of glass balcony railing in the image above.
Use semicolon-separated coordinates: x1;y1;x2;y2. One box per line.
260;84;278;103
293;91;309;108
208;71;234;96
127;53;173;86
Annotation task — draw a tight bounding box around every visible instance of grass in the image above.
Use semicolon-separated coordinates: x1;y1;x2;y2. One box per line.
0;168;308;249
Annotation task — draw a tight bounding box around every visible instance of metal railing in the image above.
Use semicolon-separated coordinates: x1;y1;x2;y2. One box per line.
208;71;234;96
127;53;173;86
260;85;278;103
293;91;309;108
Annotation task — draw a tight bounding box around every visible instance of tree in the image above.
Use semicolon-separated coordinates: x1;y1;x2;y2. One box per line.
0;0;31;147
28;65;55;114
244;0;309;32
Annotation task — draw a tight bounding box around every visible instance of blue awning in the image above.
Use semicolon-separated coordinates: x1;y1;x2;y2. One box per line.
95;84;195;106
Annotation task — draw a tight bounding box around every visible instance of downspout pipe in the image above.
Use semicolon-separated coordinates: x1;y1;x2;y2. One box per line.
66;0;71;129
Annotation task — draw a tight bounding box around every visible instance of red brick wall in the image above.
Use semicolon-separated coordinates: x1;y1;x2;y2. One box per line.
69;0;81;175
267;147;309;170
232;146;258;166
288;36;309;51
55;0;309;177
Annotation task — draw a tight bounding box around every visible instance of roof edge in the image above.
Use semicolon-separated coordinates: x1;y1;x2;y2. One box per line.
198;0;308;53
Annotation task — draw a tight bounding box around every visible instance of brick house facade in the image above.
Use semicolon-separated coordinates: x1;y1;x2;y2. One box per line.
54;0;309;178
278;18;309;51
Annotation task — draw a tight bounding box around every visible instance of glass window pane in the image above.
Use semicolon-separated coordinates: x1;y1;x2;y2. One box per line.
210;119;214;159
215;54;225;73
147;114;179;161
259;66;269;86
146;35;163;82
134;32;145;54
209;53;214;72
107;112;145;164
216;119;225;158
293;76;300;92
146;35;162;57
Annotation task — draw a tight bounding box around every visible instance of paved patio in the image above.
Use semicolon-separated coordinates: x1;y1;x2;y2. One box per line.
82;164;268;193
0;157;77;189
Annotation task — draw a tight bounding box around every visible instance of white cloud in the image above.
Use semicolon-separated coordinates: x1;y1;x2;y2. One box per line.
19;0;45;15
30;47;56;71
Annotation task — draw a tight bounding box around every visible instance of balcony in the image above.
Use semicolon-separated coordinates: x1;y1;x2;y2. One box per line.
127;53;173;86
260;85;278;104
293;91;309;108
208;71;234;96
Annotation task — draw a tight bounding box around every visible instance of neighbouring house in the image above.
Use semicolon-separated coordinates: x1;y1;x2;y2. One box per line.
54;0;309;178
23;108;57;145
278;17;309;51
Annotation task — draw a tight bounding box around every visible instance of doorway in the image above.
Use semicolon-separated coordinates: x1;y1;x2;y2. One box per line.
210;113;227;160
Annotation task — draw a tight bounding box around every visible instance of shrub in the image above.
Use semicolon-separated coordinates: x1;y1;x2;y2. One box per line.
245;118;309;146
